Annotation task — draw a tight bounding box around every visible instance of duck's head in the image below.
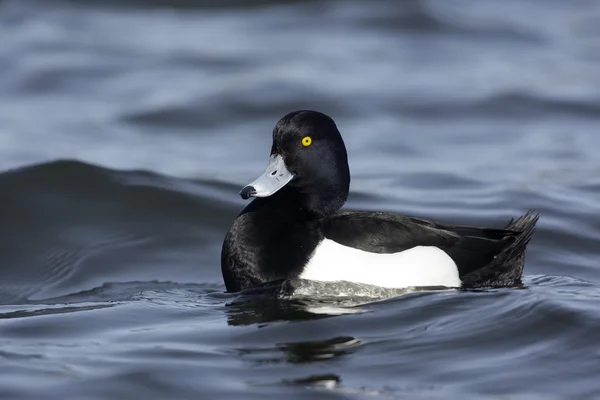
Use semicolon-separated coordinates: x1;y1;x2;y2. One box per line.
240;110;350;217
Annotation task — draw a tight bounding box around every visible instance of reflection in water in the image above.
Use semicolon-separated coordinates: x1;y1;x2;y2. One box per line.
224;279;387;326
236;336;364;365
225;278;449;326
276;336;364;363
225;296;336;327
283;373;341;389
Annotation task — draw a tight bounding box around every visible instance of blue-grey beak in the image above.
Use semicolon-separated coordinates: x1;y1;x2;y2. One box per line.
239;154;295;199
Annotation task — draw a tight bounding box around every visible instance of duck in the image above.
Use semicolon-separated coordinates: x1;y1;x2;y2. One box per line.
221;110;539;293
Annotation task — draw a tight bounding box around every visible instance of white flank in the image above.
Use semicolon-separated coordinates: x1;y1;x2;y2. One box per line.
299;239;461;289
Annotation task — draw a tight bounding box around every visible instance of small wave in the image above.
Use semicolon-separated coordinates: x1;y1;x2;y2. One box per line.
387;92;600;119
349;0;543;43
120;84;344;130
14;0;311;11
0;160;235;304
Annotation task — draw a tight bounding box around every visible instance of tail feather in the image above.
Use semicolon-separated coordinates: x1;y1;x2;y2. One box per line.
461;210;539;289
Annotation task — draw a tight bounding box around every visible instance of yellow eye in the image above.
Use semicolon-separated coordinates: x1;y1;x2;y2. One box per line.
301;136;312;147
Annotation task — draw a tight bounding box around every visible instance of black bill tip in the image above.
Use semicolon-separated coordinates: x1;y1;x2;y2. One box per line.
239;185;256;200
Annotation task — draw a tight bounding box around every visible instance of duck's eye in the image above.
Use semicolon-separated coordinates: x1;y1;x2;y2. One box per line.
301;136;312;147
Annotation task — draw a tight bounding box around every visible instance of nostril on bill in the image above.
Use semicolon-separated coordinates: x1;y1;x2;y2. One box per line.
239;185;257;200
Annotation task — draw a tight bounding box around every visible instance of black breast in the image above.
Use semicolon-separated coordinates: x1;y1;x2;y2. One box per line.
221;192;324;292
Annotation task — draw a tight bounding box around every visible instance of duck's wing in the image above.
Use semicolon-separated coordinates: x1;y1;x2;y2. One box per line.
320;210;538;285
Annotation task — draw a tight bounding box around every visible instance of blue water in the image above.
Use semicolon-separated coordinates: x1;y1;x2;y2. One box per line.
2;0;600;398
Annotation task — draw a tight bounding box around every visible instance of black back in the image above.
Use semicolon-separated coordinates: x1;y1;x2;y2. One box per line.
321;211;517;278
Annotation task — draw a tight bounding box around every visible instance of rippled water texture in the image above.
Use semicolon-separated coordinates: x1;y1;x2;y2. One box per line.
2;0;600;398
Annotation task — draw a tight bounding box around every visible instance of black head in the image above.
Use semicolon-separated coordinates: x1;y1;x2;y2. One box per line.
240;110;350;217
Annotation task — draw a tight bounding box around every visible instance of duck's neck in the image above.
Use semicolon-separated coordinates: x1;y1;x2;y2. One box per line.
243;185;346;220
296;185;347;218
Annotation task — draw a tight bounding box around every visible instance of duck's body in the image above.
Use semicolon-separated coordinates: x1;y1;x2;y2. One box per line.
221;111;538;293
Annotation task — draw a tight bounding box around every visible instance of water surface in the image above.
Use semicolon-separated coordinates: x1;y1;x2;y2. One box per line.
2;0;600;398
